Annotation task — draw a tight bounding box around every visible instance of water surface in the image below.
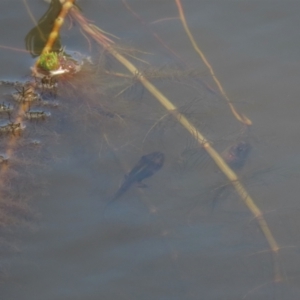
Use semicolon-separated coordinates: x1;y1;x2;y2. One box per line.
1;1;300;299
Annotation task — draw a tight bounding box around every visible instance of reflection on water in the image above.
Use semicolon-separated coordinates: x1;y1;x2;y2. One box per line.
1;1;300;300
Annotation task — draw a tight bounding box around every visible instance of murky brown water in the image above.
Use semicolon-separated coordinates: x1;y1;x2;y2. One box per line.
1;1;300;299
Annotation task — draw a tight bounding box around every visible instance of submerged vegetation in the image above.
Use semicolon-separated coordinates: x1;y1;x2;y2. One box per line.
0;0;294;298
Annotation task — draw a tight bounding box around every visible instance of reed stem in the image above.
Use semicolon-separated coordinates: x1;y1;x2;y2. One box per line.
32;0;75;75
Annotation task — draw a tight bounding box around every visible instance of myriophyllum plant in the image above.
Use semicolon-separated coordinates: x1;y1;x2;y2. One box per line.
38;51;59;71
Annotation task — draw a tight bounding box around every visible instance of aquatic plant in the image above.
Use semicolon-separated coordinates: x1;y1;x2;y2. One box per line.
38;51;59;71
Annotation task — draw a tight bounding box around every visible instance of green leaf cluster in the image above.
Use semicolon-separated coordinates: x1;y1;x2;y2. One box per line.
38;52;59;71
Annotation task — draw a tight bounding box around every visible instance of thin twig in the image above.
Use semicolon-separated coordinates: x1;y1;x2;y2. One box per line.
175;0;252;126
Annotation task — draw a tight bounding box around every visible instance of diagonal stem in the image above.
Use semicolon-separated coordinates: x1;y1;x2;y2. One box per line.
175;0;252;126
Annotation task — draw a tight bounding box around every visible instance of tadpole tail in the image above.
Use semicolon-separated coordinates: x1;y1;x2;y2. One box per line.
103;181;132;215
209;185;227;214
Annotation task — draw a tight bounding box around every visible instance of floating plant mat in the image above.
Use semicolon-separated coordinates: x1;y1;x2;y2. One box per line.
0;82;56;230
0;0;297;299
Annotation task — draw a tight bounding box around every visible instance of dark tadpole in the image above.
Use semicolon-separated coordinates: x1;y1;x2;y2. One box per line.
223;141;251;170
105;151;165;210
210;141;251;213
